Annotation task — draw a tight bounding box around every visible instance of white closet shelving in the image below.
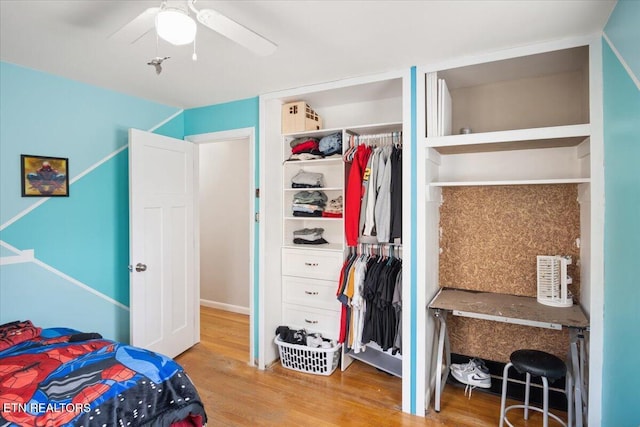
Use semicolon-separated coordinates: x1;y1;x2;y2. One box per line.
425;45;591;187
281;127;346;338
282;129;345;253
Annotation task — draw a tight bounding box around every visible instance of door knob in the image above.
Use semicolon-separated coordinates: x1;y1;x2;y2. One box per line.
135;263;147;272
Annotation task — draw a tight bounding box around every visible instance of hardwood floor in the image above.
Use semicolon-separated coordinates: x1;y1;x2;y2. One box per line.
175;307;568;426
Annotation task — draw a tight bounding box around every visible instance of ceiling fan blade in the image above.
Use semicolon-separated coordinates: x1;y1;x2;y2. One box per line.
196;9;277;56
109;7;159;44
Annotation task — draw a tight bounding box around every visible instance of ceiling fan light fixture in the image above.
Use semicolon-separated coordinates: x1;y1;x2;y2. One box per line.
155;8;197;46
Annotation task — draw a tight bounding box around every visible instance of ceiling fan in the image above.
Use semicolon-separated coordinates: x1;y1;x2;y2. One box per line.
111;0;277;57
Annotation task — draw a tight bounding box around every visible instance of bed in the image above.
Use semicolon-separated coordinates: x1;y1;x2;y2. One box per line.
0;321;207;426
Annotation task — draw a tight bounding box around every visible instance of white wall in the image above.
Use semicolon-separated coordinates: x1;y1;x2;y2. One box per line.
199;139;250;312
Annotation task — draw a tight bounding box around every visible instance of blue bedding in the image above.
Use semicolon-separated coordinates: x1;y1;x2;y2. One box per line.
0;327;207;426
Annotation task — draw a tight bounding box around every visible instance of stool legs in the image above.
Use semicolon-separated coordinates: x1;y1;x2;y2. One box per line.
499;362;512;427
524;372;531;420
500;363;570;427
542;376;549;427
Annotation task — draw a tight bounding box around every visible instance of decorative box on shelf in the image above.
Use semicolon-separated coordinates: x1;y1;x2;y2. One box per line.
282;101;323;133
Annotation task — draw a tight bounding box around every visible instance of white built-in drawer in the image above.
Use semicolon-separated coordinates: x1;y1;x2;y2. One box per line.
282;303;340;340
282;276;341;311
281;248;343;280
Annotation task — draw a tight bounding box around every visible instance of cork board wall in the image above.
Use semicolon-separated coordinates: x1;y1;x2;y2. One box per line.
439;184;581;361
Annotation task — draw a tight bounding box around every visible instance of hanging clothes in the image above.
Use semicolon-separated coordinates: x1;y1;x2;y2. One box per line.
338;249;403;355
337;252;358;343
392;269;402;352
340;130;404;359
389;146;403;242
345;144;372;246
374;145;393;243
362;148;380;237
345;132;402;245
358;152;375;236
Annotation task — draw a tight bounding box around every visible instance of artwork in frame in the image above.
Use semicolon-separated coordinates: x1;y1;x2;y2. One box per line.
21;154;69;197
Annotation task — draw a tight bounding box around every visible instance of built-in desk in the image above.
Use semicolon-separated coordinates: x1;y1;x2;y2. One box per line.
428;288;589;426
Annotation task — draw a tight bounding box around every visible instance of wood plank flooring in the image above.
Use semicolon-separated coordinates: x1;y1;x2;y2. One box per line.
175;307;568;426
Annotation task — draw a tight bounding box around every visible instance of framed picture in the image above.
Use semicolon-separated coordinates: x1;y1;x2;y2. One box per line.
21;155;69;197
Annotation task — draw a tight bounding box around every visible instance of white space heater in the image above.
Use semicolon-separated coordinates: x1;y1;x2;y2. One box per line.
536;255;573;307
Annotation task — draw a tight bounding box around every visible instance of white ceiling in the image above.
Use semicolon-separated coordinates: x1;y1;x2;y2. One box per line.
0;0;615;109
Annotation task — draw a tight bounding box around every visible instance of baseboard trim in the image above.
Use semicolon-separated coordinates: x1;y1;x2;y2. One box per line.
200;299;249;315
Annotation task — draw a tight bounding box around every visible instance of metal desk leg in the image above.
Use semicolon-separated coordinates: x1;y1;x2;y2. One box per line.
433;309;450;412
569;328;586;427
579;332;588;421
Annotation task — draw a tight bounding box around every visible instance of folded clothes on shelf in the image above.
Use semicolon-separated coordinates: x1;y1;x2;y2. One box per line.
293;227;325;240
324;195;343;213
290;137;319;149
293;227;328;245
292;190;328;206
292;190;328;217
288;152;324;161
291;169;325;188
319;132;342;156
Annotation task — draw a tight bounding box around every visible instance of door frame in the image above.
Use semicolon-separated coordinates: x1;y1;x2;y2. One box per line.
186;127;257;366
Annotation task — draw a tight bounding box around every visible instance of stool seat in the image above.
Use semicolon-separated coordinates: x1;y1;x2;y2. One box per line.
511;349;566;381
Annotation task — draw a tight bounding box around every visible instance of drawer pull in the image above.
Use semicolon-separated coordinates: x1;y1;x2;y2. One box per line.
304;319;318;324
304;262;318;267
304;290;319;295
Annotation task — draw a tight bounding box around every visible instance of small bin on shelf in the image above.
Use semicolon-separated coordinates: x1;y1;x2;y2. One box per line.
275;336;341;376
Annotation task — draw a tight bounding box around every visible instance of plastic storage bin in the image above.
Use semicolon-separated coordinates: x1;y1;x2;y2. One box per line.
275;336;341;375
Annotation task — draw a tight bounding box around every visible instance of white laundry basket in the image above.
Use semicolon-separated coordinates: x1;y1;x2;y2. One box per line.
275;336;341;375
536;255;573;307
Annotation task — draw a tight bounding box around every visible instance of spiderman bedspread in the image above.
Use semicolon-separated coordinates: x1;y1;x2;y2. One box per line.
0;326;207;427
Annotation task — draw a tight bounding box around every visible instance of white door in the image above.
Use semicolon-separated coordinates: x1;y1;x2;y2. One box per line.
129;128;197;358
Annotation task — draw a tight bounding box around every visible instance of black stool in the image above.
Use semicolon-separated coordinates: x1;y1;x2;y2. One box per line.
499;349;573;427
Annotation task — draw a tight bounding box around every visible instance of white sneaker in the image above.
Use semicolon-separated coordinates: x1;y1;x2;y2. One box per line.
450;358;491;389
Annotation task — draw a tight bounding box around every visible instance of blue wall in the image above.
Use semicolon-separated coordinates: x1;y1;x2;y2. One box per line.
0;62;258;348
0;62;182;342
602;1;640;425
183;97;260;359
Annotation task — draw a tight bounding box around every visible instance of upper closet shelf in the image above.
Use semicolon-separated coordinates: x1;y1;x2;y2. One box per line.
426;123;590;155
283;121;403;138
344;122;403;135
430;178;591;187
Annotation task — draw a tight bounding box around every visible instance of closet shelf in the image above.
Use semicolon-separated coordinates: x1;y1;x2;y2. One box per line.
347;348;402;377
344;122;403;135
284;187;343;192
283;157;343;166
426;124;590;155
282;127;344;138
282;121;403;139
282;243;344;252
284;216;343;221
429;178;591;187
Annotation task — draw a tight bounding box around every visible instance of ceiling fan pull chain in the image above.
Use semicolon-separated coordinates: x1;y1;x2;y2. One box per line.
192;35;198;61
